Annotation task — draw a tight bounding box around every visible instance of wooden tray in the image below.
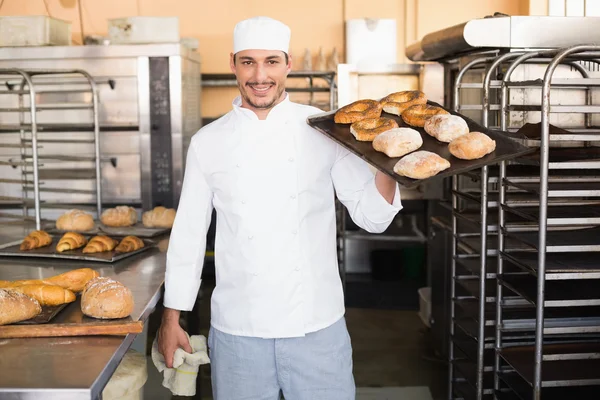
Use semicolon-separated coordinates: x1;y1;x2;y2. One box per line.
306;101;535;189
15;303;70;325
0;237;155;263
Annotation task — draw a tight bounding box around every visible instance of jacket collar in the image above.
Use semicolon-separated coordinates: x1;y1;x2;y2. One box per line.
232;93;292;123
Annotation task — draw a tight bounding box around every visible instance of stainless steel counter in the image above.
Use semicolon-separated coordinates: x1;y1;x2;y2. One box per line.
0;225;168;400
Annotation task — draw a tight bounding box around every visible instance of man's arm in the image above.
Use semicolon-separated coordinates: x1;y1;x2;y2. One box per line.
332;146;402;233
159;138;214;367
375;170;398;204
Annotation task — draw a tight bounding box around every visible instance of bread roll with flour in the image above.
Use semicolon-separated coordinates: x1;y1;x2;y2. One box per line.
372;128;423;158
424;114;469;143
81;277;134;319
0;289;42;325
56;209;95;231
393;151;451;180
448;132;496;160
100;206;137;227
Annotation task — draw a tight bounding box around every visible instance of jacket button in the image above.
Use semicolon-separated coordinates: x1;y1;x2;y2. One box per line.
288;157;294;162
248;235;253;240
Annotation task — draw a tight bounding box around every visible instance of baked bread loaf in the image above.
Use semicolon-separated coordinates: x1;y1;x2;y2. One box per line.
115;236;145;253
0;268;99;293
142;206;176;228
393;151;451;179
100;206;137;227
350;117;399;141
8;284;76;306
20;230;52;251
83;236;119;254
401;104;449;127
81;277;134;319
380;90;427;116
424;114;470;143
372;128;423;158
0;289;42;325
334;99;382;124
56;209;95;232
448;132;497;160
56;232;88;253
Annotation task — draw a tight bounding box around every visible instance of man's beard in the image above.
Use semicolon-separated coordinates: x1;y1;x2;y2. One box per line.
238;81;284;110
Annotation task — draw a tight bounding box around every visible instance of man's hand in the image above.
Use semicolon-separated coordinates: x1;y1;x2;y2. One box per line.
375;171;397;204
157;308;193;368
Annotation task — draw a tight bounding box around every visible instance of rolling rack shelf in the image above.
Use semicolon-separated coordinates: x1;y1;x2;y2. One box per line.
0;68;103;230
444;46;600;400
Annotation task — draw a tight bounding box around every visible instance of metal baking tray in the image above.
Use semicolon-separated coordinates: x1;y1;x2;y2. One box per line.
505;226;600;253
46;222;169;238
502;251;600;280
306;101;535;189
500;343;600;387
0;236;155;263
98;223;170;238
500;274;600;307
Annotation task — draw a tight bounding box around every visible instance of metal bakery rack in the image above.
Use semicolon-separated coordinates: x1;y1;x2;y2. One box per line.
406;14;600;400
0;68;102;230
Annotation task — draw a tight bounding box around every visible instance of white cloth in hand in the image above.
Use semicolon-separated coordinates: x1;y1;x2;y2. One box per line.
151;332;210;396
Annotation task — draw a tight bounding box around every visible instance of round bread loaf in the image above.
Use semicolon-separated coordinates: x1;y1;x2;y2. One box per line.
81;277;134;319
56;209;95;231
393;150;451;180
424;114;469;143
100;206;138;227
372;128;423;158
142;206;176;228
448;132;496;160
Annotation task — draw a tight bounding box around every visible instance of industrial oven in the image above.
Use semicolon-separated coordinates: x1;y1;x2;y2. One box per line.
0;43;201;222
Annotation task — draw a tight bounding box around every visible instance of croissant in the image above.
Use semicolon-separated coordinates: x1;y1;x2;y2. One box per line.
56;232;88;253
82;235;119;254
115;236;145;253
20;230;52;251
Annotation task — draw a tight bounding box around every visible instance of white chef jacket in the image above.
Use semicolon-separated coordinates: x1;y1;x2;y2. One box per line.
164;94;402;338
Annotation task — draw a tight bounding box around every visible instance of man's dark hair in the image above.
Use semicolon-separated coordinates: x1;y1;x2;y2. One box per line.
233;52;289;65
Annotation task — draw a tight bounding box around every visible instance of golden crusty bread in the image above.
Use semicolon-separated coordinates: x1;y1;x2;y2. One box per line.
0;289;42;325
115;236;145;253
448;131;497;160
8;284;76;307
393;150;451;180
82;236;119;254
81;277;134;319
0;268;99;293
20;230;52;251
142;206;176;228
56;209;95;231
100;206;138;227
56;232;88;253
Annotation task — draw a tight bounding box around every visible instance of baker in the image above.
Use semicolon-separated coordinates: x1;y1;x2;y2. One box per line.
158;16;403;399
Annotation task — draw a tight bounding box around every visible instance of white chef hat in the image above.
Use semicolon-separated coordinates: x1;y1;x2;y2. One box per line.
233;16;291;54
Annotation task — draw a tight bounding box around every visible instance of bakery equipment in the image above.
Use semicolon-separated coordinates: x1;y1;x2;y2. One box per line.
0;44;201;223
407;15;600;400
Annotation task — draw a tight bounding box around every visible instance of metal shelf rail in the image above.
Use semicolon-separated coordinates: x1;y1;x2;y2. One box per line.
0;68;102;230
495;46;600;399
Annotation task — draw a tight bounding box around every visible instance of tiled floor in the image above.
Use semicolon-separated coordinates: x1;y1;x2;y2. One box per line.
142;276;447;400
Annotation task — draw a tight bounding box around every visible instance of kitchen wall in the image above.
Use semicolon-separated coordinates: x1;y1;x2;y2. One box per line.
0;0;543;117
